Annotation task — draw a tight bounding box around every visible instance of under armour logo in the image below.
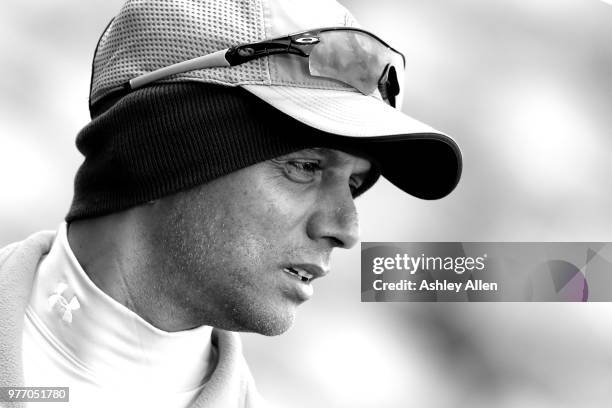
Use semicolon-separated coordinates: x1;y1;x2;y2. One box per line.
48;282;80;324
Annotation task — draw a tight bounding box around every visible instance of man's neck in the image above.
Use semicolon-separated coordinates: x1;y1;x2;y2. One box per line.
67;210;196;332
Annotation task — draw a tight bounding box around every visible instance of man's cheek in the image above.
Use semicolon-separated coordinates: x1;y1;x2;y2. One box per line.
232;228;279;266
234;194;295;235
262;189;314;233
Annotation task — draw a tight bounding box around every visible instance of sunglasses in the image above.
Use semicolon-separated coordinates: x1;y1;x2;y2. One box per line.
126;27;405;108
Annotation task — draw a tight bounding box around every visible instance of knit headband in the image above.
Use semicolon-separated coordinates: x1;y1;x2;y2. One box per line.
66;83;379;221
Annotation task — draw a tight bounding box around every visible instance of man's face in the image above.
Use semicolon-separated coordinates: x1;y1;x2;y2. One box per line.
146;147;372;335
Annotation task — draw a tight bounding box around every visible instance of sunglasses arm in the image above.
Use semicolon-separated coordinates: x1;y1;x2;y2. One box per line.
128;49;230;90
225;39;308;65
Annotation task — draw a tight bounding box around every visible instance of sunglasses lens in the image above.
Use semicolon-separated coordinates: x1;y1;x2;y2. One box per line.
308;30;404;106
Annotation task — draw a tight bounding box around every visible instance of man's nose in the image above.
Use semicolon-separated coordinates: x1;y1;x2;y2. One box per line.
306;186;360;249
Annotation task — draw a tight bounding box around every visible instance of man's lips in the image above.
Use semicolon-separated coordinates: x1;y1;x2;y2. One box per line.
282;263;329;283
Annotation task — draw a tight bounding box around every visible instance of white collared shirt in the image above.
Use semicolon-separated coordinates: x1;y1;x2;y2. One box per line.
22;223;216;407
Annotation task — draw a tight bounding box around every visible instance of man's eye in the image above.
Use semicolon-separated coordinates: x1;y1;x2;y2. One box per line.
349;177;361;197
285;160;321;183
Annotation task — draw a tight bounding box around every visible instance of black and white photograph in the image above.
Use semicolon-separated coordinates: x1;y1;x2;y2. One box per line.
1;0;612;407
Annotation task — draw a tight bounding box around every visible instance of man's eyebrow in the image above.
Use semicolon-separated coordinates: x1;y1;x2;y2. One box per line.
279;148;336;160
302;148;326;155
315;148;373;178
308;148;348;161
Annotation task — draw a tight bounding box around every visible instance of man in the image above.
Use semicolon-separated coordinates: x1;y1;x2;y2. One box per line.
0;0;461;406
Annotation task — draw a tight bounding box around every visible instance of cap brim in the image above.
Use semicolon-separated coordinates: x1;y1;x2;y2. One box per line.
241;85;462;199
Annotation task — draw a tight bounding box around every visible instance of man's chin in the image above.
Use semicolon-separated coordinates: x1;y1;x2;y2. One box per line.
255;321;294;336
252;312;296;336
231;305;297;336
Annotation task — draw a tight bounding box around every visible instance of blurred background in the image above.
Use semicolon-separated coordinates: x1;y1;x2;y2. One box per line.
2;0;612;407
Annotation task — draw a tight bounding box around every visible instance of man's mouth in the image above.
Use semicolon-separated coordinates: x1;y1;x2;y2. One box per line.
283;267;314;283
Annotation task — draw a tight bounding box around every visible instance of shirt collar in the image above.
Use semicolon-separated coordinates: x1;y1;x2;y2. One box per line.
27;222;215;390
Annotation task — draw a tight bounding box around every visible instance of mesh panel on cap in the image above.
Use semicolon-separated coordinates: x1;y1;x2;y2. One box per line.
91;0;269;105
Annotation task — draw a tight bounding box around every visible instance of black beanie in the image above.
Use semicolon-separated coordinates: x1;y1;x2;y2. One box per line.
66;83;379;222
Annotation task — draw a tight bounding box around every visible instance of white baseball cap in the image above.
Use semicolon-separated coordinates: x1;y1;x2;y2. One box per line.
89;0;462;199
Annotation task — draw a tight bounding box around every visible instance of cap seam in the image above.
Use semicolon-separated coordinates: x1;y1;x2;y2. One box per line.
137;77;357;91
256;0;272;85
